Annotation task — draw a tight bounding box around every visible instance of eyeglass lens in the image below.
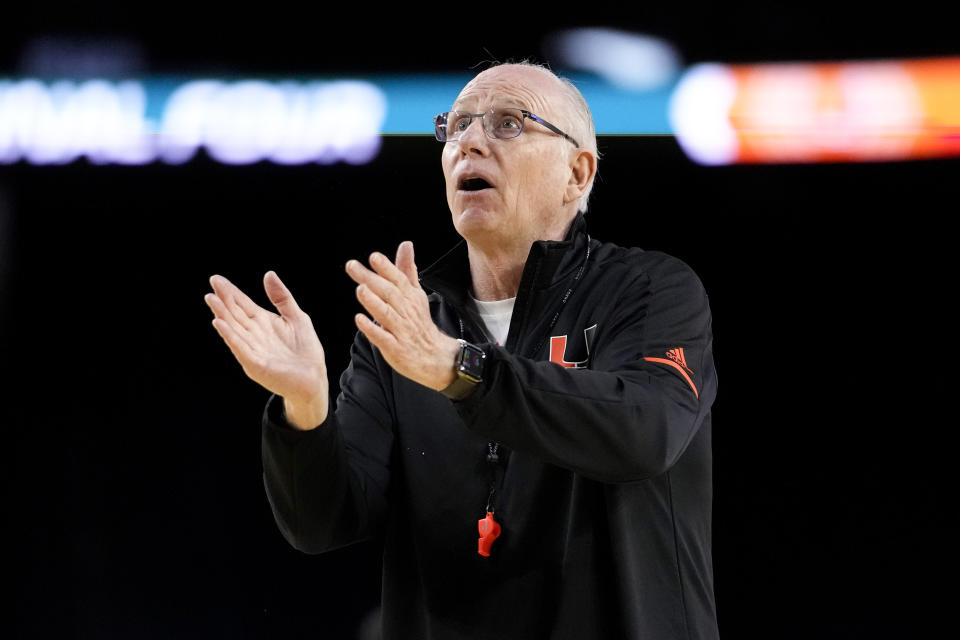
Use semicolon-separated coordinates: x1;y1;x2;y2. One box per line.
440;108;525;141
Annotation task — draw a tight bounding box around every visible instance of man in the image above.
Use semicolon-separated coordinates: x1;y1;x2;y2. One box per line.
205;62;718;640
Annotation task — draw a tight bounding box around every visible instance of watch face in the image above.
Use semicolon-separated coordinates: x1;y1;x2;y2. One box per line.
459;343;485;382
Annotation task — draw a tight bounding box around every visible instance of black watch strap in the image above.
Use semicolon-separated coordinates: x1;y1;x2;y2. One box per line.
441;375;479;401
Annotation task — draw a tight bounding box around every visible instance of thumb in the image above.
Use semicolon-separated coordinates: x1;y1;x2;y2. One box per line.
395;241;419;287
264;271;302;317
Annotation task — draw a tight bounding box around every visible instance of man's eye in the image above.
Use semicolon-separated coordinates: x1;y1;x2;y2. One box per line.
453;117;472;132
498;117;520;129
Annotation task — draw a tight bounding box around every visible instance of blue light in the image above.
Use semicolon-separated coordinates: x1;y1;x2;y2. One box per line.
375;73;674;135
0;73;676;165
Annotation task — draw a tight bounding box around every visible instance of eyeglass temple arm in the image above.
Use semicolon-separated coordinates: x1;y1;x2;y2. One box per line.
522;111;580;148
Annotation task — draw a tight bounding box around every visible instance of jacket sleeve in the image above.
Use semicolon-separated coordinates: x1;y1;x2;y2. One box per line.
261;333;395;554
453;254;717;483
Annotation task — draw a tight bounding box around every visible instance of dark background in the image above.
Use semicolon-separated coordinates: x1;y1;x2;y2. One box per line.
2;3;956;638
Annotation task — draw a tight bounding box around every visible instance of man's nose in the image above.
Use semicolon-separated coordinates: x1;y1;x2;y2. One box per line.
458;116;489;155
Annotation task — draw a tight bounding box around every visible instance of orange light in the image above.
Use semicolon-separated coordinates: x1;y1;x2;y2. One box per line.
671;57;960;164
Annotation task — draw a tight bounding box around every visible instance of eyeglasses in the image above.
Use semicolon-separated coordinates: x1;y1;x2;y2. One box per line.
433;107;580;147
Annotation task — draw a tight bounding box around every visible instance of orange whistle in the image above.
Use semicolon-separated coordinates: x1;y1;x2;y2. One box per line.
477;511;501;557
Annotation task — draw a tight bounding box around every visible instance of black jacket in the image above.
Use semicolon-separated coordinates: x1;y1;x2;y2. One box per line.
262;213;719;640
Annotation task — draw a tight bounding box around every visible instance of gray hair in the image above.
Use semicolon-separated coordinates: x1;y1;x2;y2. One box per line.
506;61;599;213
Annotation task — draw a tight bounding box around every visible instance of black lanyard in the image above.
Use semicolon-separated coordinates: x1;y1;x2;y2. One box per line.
455;238;592;555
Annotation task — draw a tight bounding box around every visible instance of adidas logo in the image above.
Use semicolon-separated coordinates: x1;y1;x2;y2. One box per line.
666;347;693;374
643;347;699;398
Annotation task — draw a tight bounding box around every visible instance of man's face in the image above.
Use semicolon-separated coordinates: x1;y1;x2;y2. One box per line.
441;66;577;249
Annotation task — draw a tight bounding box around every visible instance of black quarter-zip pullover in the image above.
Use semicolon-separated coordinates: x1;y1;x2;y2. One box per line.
262;212;719;640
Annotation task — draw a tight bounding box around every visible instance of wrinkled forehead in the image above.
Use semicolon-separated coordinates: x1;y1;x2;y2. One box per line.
452;67;563;119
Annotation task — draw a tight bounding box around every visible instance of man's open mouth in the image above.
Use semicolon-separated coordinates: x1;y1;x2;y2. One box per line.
458;177;493;191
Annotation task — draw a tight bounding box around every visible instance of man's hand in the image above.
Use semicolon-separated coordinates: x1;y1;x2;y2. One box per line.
346;241;460;391
205;272;329;431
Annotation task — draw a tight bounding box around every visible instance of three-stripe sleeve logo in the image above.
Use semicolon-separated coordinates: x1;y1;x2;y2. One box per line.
643;347;699;398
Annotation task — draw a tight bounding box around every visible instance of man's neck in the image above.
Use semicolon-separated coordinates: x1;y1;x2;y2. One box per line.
467;245;527;301
466;214;580;301
463;209;580;301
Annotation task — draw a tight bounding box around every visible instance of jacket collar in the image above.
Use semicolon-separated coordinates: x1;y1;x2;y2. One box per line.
419;211;590;310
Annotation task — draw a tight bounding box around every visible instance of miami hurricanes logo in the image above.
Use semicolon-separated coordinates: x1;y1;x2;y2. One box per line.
550;324;597;369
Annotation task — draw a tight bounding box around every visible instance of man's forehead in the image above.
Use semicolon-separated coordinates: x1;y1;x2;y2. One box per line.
452;67;560;113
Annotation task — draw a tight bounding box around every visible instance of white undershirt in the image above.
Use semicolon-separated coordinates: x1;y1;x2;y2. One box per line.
470;295;516;346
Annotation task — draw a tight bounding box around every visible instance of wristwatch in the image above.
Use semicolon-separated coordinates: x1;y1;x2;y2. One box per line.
441;339;486;400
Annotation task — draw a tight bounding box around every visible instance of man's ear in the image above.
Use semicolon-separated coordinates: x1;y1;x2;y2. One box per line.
563;149;597;205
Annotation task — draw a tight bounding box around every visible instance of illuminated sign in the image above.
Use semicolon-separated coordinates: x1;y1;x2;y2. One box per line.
0;79;386;165
0;73;678;166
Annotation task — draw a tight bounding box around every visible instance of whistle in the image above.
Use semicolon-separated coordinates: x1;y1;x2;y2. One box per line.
477;511;501;557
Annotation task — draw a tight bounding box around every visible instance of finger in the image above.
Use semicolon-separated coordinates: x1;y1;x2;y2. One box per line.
210;274;268;328
211;316;259;367
263;271;302;319
354;312;398;352
356;283;404;334
345;258;375;286
347;260;401;308
205;294;260;354
209;274;259;314
395;241;419;287
204;292;229;320
368;251;413;290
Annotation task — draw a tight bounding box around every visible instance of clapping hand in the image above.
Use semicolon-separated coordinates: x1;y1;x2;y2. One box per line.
205;241;460;431
205;271;329;430
345;241;460;392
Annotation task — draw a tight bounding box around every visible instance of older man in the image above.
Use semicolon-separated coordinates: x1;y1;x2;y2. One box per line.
206;63;718;640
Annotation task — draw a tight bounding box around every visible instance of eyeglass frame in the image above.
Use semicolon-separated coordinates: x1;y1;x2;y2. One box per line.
433;107;581;148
